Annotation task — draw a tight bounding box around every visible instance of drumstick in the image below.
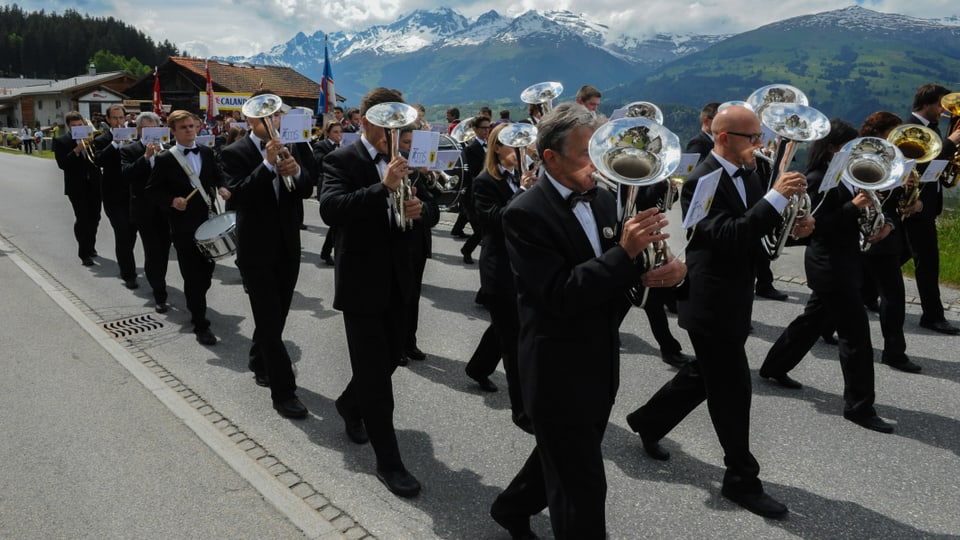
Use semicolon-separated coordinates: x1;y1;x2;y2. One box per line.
184;187;200;202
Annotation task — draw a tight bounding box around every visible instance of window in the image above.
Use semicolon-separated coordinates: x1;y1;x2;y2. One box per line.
37;100;43;110
56;100;61;108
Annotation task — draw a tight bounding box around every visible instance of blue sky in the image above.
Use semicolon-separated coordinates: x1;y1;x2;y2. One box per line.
14;0;959;57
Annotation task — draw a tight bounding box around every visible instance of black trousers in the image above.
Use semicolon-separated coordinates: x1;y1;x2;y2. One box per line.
171;231;214;331
755;255;774;290
761;288;876;418
903;216;945;323
243;256;300;403
136;213;171;303
320;225;338;258
864;253;907;362
103;199;138;281
642;287;682;354
403;254;428;350
630;332;762;495
465;323;500;377
67;189;102;260
340;301;405;472
494;412;610;540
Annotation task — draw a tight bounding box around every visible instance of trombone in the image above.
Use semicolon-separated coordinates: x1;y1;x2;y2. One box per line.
588;116;682;308
365;101;419;231
241;93;296;192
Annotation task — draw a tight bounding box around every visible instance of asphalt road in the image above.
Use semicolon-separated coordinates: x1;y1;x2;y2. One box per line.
1;149;958;539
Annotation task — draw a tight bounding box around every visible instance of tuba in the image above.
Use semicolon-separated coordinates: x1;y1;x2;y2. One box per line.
364;101;419;231
241;94;296;192
449;116;476;144
521;82;563;114
886;124;942;217
759;102;831;260
838;137;906;251
623;101;664;124
939;92;960;188
589;116;682;307
497;123;538;177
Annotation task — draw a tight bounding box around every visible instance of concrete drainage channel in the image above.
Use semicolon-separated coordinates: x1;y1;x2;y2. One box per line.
1;236;373;540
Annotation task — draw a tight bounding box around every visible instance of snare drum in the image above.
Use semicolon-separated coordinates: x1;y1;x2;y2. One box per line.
194;211;238;260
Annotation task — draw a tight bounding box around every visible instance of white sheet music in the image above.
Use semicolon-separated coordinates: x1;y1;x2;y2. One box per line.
279;115;311;143
920;159;948;183
820;151;849;193
70;126;93;140
681;168;722;230
140;127;170;146
408;130;440;168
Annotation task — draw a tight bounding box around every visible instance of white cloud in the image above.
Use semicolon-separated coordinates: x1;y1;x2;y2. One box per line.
10;0;960;57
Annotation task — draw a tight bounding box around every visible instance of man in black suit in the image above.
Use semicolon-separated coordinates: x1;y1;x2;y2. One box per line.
902;83;960;335
312;120;343;266
120;112;170;313
686;102;718;163
145;110;229;346
94;104;140;289
221;98;314;420
319;87;424;499
451;116;491;264
53;111;102;266
626;105;808;520
491;103;686;539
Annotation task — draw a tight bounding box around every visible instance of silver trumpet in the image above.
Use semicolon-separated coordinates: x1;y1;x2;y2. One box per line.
838;137;906;251
241;93;295;192
588;116;682;307
365;102;419;231
758;102;831;260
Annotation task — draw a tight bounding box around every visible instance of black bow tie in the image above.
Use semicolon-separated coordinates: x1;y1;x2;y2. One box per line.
374;152;388;164
567;187;598;208
732;167;746;178
182;146;199;155
259;140;267;151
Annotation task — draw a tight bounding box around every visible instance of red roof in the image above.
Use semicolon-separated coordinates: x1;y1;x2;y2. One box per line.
169;56;319;99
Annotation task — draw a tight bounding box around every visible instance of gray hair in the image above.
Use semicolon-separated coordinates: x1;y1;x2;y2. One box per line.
135;111;161;127
535;102;602;161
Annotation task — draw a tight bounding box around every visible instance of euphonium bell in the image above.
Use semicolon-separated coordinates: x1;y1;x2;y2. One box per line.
521;82;563;114
364;101;419;231
588;116;682;308
838;137;906;251
497;123;538;176
623;101;664;124
241;93;296;192
886;124;942;217
746;84;808;117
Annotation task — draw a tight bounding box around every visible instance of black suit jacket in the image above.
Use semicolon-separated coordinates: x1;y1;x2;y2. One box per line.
319;138;414;314
677;154;782;338
503;176;639;424
473;170;523;294
220;137;313;266
53;132;101;197
804;168;866;292
460;138;487;214
93;131;127;206
903;113;957;218
120;140;159;225
685;131;714;164
145;145;224;234
408;170;441;259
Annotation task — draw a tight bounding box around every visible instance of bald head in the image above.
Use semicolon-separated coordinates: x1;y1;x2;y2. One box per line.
711;106;757;137
712;105;762;167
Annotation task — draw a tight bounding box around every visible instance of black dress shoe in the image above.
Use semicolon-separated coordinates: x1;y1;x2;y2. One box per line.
760;372;803;389
881;356;922;373
299;223;308;230
154;302;169;314
321;254;334;266
721;488;788;519
397;355;409;367
81;257;95;267
919;319;960;335
844;413;894;433
451;229;467;238
821;332;838;345
376;468;421;498
462;251;474;264
864;299;880;313
253;372;270;387
335;400;368;444
195;328;217;346
491;502;538;540
466;370;498;392
755;286;788;301
660;350;693;369
512;412;535;435
123;278;139;290
405;346;426;361
641;438;670;461
273;397;308;419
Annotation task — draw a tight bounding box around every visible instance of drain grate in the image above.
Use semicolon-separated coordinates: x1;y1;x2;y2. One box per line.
100;314;165;338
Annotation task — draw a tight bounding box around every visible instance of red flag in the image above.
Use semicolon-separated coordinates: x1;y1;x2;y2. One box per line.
152;66;162;115
205;60;217;123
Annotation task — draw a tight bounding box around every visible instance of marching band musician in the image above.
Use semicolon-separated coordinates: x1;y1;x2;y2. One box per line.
627;105;807;520
53;111;102;267
902;83;960;335
94;104;140;290
120;112;171;313
463;122;537;433
451;115;491;264
491;103;685;539
220;92;314;420
319;87;424;499
760;119;898;434
314;120;343;266
145;110;230;346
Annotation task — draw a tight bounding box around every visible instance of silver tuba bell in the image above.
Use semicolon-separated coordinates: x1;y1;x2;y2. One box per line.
241;93;296;192
589;116;682;307
623;101;664;124
838;137;906;251
521;81;563;114
759;102;831;260
365;102;420;231
497;122;538;177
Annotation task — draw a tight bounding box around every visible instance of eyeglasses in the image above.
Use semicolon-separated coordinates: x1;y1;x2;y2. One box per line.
474;125;491;131
726;131;763;144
